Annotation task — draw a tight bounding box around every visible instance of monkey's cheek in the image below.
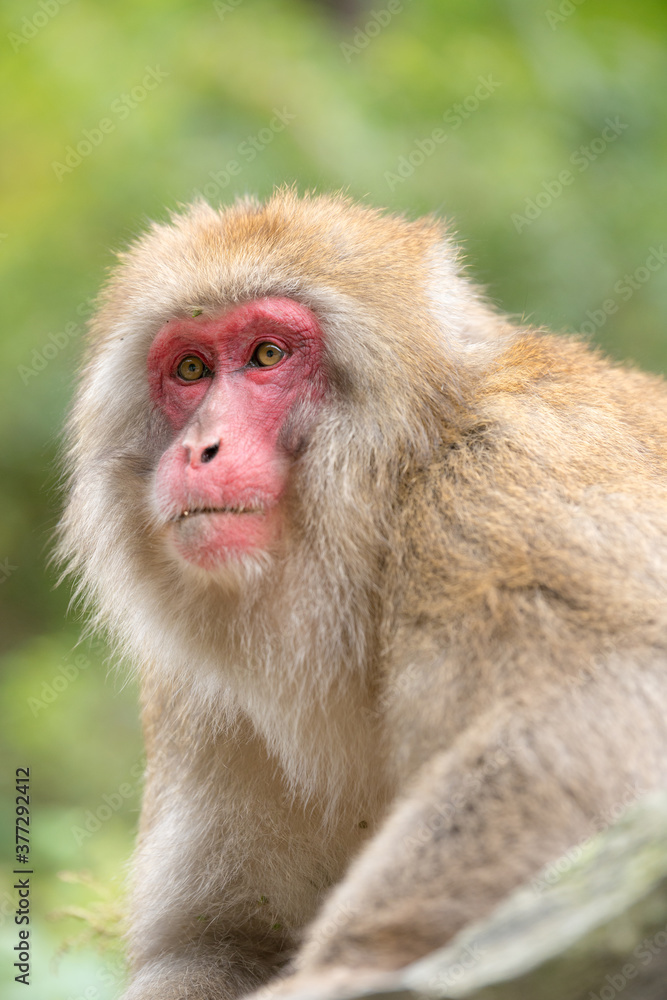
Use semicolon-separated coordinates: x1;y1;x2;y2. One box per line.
168;509;281;569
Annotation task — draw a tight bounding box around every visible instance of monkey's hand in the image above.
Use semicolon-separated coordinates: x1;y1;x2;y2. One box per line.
243;965;397;1000
120;953;281;1000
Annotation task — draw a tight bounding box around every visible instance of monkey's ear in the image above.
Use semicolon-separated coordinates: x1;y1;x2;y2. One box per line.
426;241;513;353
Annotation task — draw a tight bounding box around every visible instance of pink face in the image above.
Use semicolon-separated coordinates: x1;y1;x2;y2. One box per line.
148;298;326;570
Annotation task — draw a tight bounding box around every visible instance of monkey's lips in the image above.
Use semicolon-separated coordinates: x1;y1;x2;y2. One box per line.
168;505;280;568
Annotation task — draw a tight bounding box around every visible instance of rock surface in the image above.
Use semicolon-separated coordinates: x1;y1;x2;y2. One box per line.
351;793;667;1000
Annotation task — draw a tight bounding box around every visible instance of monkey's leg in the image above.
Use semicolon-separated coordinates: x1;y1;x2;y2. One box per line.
256;671;667;998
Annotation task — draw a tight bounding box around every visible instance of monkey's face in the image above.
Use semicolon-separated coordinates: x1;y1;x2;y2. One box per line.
148;297;326;570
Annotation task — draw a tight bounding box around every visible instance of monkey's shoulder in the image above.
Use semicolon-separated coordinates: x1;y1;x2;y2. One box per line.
453;330;667;484
397;335;667;630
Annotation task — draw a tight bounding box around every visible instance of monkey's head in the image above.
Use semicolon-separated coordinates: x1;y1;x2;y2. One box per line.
59;190;500;670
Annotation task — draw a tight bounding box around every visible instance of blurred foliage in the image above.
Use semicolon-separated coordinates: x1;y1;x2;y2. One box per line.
1;0;666;997
49;871;126;957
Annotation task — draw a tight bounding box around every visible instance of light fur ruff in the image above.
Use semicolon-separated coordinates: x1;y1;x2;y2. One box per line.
59;189;667;1000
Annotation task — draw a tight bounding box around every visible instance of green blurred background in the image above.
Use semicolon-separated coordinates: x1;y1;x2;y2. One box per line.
1;1;666;996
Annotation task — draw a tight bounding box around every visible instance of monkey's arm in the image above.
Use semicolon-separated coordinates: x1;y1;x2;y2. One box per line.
121;691;337;1000
259;660;667;997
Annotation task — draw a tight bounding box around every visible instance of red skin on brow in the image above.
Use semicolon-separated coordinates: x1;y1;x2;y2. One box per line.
148;298;326;568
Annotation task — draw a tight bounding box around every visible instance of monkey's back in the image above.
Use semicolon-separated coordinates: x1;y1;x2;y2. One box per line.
401;329;667;667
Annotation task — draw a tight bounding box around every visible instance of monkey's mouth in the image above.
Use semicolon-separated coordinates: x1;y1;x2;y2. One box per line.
167;503;279;567
176;506;264;520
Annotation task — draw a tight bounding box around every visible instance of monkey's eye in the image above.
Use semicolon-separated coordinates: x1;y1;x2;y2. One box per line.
252;343;285;368
176;355;209;381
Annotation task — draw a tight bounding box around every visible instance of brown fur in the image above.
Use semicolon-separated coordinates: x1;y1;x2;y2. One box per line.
59;189;667;999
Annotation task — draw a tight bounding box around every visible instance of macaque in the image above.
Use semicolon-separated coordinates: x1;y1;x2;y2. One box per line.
59;190;667;1000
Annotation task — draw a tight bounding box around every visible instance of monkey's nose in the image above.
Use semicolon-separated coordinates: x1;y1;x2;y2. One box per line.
200;441;220;464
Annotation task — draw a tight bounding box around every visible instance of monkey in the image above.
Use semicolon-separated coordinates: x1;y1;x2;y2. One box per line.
58;189;667;1000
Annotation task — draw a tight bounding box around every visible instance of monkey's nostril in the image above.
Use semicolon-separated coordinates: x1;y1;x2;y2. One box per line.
200;442;220;464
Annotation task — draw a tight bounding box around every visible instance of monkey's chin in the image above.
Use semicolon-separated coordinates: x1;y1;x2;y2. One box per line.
168;509;280;571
